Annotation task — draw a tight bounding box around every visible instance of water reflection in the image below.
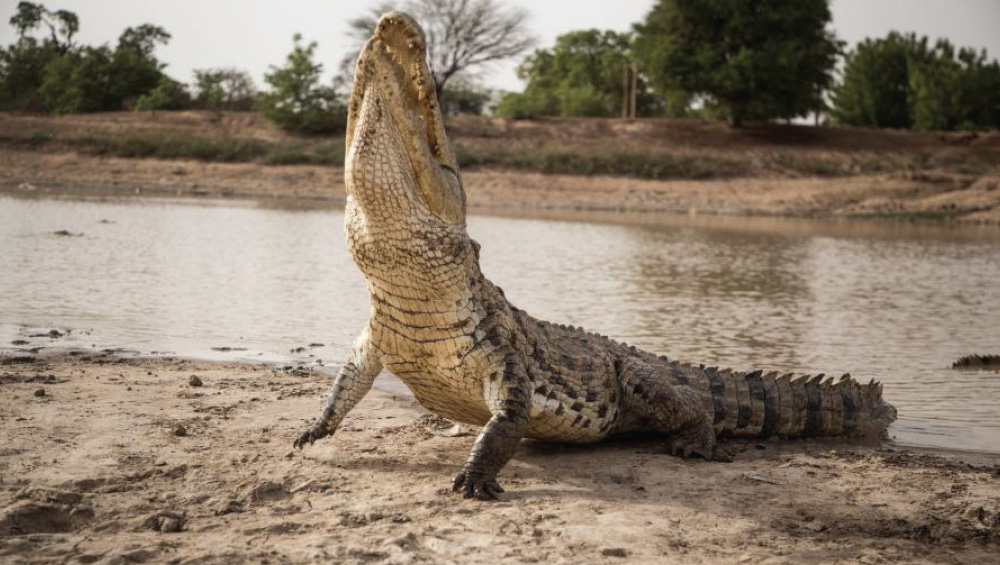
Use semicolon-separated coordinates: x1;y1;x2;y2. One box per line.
1;194;998;452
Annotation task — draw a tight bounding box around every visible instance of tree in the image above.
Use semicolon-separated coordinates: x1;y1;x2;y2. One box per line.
437;79;492;115
9;1;77;53
830;32;922;128
632;0;841;127
832;33;1000;131
136;76;190;115
118;24;170;57
0;37;59;110
1;2;180;113
343;0;534;99
495;30;661;118
258;34;347;134
193;68;256;113
1;2;75;110
38;24;170;113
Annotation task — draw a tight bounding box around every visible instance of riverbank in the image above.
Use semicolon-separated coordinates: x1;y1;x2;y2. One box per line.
2;351;998;564
4;149;1000;225
1;112;999;224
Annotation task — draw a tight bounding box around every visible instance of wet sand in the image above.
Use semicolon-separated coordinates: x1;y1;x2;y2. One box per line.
2;352;998;564
2;149;1000;225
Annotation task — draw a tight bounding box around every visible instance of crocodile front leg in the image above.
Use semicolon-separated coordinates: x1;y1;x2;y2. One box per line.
294;326;383;448
453;353;530;500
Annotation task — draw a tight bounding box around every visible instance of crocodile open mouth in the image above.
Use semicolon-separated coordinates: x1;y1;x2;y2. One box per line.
348;12;450;168
346;11;465;225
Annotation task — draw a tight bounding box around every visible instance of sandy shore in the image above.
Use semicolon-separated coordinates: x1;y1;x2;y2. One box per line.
2;149;1000;225
1;352;998;564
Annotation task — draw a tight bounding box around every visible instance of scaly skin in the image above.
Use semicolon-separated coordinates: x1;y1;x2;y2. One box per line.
953;354;1000;369
294;11;898;500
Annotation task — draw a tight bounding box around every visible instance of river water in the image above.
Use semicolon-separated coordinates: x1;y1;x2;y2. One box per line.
2;194;999;452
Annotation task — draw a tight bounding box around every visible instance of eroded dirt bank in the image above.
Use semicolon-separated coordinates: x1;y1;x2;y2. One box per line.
1;352;998;564
3;149;1000;224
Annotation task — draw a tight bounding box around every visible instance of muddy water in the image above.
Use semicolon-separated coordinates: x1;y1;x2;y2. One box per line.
2;195;999;452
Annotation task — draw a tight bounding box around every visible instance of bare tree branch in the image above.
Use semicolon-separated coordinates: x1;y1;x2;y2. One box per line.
339;0;535;98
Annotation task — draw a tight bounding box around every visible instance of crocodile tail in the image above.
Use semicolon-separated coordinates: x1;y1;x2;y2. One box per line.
700;367;896;439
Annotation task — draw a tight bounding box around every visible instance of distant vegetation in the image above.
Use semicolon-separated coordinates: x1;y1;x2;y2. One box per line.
495;30;661;118
0;0;997;134
631;0;840;127
832;32;1000;131
0;3;172;113
256;34;347;134
497;0;999;131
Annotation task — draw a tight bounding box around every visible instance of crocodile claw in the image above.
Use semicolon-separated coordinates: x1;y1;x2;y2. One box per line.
293;425;330;449
452;470;504;501
666;422;730;461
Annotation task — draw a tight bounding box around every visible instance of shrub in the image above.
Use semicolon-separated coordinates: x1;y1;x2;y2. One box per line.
257;34;347;135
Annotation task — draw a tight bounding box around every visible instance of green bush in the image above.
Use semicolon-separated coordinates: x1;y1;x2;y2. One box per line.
1;4;178;113
192;68;256;112
258;34;347;135
496;30;660;118
439;81;492;116
136;76;191;113
494;90;558;119
833;33;1000;131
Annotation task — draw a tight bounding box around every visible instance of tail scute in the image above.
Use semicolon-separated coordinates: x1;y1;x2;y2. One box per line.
711;368;895;439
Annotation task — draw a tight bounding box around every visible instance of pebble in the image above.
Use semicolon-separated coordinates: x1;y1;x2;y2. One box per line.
188;375;203;387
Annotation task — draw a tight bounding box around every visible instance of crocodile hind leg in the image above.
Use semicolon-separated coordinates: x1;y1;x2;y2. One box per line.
453;352;530;500
619;358;728;461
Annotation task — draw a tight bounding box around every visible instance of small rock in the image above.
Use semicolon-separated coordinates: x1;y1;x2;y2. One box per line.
431;424;472;437
172;424;187;437
215;499;244;515
160;517;183;532
602;548;628;558
142;511;186;533
188;375;203;387
388;532;418;550
743;472;781;485
34;388;46;397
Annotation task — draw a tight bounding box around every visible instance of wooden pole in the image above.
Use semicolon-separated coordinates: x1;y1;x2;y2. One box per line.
630;65;638;120
622;62;629;119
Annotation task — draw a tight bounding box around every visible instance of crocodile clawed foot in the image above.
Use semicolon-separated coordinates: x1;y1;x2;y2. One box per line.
452;470;505;501
293;425;330;450
666;423;723;461
710;445;734;462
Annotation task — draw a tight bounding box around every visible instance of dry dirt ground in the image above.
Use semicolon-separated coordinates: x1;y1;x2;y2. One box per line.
2;352;998;564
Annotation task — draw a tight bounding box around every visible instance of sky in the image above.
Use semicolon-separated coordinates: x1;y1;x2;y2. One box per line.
1;0;999;93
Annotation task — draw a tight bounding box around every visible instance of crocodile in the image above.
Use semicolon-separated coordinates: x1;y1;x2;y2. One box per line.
953;354;1000;369
293;11;897;500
